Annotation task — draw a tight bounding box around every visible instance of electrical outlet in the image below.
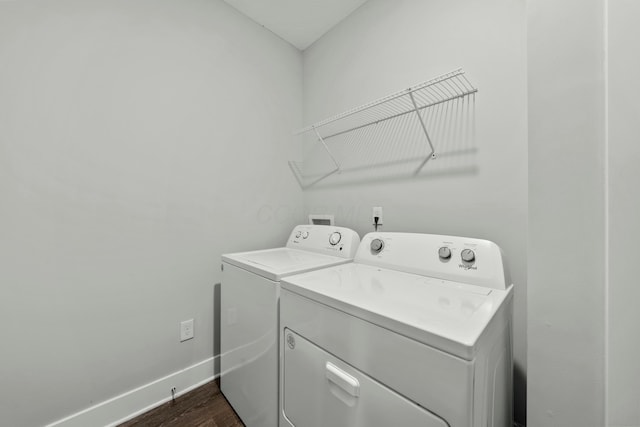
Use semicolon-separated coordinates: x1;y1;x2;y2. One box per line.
180;319;194;342
372;206;383;226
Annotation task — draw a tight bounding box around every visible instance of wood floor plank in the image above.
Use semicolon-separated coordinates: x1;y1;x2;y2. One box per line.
118;381;244;427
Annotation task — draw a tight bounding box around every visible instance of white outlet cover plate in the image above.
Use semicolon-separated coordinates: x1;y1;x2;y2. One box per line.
180;319;194;342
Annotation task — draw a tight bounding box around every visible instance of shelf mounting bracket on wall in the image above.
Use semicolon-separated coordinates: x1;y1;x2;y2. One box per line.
408;91;436;175
312;124;341;176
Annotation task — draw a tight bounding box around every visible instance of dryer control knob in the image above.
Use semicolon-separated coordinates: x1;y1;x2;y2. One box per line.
302;231;309;239
461;249;476;263
438;247;452;259
329;232;342;246
370;238;384;253
295;231;301;238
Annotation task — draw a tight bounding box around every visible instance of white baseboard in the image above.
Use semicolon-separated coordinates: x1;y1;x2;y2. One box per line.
45;356;217;427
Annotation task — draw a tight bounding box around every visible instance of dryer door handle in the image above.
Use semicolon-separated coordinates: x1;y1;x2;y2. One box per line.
326;362;360;397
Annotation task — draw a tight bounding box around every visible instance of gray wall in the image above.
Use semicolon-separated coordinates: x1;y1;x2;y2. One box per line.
607;0;640;425
4;1;640;425
527;0;606;425
0;1;303;425
528;1;640;425
300;0;528;423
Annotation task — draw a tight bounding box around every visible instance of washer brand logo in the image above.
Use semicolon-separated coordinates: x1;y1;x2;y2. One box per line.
459;264;478;271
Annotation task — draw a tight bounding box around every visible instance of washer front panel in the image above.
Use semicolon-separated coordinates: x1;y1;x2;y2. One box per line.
221;263;279;427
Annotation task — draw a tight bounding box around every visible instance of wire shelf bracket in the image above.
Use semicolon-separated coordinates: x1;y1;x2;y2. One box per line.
289;68;477;188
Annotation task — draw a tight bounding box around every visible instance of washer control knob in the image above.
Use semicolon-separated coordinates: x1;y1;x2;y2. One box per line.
329;232;342;246
438;247;452;260
302;231;309;239
461;249;476;263
295;231;301;238
370;238;384;253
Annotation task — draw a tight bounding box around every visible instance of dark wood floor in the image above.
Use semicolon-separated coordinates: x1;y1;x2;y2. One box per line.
118;380;244;427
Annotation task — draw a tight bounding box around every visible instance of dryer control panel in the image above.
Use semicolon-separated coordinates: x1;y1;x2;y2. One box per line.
355;232;510;290
286;225;360;259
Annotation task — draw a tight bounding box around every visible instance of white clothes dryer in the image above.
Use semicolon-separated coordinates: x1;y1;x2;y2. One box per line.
220;225;360;427
279;232;513;427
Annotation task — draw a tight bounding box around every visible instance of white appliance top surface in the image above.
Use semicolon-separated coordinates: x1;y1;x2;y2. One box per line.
222;225;360;281
223;247;350;281
281;263;512;359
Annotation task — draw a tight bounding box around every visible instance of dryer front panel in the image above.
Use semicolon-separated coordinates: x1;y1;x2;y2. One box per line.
282;328;448;427
280;289;474;427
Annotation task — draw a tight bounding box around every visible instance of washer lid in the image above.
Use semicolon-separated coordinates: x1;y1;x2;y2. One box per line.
222;247;351;281
281;263;513;360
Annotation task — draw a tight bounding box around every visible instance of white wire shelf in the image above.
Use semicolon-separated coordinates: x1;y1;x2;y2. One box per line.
289;68;477;189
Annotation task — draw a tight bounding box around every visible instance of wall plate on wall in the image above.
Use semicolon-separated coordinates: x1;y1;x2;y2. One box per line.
308;214;335;226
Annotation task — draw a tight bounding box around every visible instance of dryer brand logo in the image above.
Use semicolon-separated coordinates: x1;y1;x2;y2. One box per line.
286;333;296;350
459;264;478;271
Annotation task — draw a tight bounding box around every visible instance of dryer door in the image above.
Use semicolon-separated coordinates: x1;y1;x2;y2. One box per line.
281;329;449;427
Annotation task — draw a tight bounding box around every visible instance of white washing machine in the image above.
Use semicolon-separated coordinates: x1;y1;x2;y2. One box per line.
279;232;513;427
220;225;360;427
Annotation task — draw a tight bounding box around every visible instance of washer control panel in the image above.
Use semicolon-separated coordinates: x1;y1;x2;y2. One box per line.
329;232;342;246
287;225;361;259
355;232;508;290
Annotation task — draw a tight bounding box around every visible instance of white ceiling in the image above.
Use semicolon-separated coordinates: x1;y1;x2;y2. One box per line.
223;0;369;50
